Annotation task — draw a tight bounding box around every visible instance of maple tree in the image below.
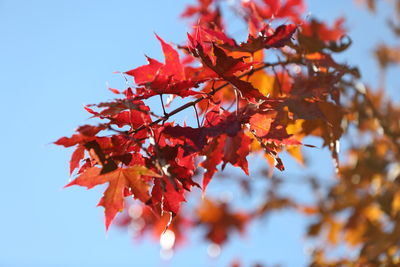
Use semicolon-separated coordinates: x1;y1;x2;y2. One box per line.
56;0;400;266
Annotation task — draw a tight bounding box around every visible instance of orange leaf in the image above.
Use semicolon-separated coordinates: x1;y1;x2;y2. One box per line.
196;198;222;223
247;71;275;96
249;113;274;137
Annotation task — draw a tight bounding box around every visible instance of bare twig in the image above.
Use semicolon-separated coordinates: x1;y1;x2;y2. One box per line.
193;105;201;128
159;94;167;116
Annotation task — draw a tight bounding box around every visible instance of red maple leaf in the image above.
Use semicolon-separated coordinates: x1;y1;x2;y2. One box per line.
219;24;297;53
196;198;249;245
301;18;346;42
125;35;201;98
65;166;160;230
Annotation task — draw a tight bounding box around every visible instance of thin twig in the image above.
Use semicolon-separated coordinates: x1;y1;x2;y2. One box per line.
159;94;167;116
193;105;201;128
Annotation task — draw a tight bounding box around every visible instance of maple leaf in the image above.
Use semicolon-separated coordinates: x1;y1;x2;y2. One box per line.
125;35;201;98
265;24;297;48
196;198;249;245
65;166;160;230
302;18;346;42
217;23;297;53
249;112;276;137
297;18;351;54
181;0;212;18
181;0;223;30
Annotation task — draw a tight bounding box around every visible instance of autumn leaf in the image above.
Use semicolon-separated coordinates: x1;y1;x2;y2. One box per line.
246;70;275;96
249;112;275;137
301;18;346;42
196;198;248;245
125;35;201;98
219;24;297;53
265;24;297;48
241;0;304;22
65;166;160;230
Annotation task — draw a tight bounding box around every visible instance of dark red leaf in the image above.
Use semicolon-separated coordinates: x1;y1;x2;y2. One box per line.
265;24;297;48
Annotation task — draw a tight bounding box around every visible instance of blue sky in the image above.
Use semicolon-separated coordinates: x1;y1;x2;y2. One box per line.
0;0;397;266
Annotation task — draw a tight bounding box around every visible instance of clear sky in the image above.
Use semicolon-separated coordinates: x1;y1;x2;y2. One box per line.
0;0;397;267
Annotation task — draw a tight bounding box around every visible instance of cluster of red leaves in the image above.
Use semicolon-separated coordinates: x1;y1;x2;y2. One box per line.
56;0;355;239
